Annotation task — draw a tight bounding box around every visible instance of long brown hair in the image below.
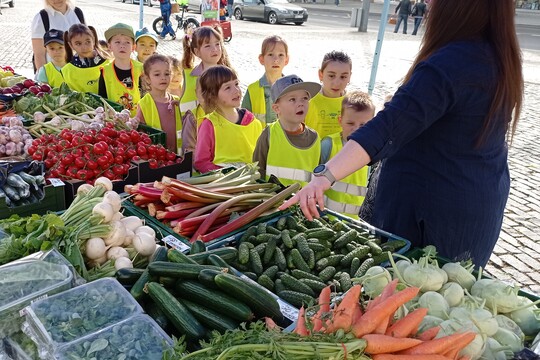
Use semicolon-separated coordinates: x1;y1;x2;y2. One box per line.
181;26;231;70
198;65;237;113
402;0;523;145
64;24;109;62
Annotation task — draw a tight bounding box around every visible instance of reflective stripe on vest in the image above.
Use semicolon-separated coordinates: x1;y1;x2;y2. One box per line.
305;93;344;138
44;63;64;88
266;121;320;187
323;132;368;218
101;60;143;117
62;61;107;93
207;111;262;166
138;93;183;153
180;68;198;116
247;81;266;123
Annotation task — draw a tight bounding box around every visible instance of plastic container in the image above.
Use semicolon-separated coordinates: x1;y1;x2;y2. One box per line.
0;260;73;336
2;331;39;360
23;278;143;351
52;314;173;360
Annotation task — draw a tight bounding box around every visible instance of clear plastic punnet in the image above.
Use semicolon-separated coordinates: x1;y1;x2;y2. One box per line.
53;314;173;360
22;278;143;353
0;260;73;336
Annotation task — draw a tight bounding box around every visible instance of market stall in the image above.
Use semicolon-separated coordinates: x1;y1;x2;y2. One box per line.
1;65;539;360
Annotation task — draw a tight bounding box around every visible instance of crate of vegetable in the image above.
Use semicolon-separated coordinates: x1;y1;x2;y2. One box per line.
0;260;73;336
22;278;143;352
208;209;411;308
138;123;167;147
52;314;173;360
132;150;193;184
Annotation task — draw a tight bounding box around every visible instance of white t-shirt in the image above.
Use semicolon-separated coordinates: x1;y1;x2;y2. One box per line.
31;6;83;39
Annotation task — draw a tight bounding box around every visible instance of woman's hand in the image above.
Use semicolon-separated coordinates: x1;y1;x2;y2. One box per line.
279;176;332;221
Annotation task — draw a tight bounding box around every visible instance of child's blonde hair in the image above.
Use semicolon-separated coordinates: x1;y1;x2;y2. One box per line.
181;26;231;70
341;90;375;115
199;65;237;113
64;24;109;62
260;35;288;56
143;53;171;76
320;50;352;72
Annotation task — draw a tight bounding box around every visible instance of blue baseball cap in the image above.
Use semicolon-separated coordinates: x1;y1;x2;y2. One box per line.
135;27;159;44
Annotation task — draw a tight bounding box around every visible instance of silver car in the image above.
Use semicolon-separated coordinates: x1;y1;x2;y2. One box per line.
233;0;308;25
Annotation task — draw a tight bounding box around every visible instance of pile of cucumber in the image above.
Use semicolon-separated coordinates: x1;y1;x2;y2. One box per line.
226;214;408;308
116;244;285;342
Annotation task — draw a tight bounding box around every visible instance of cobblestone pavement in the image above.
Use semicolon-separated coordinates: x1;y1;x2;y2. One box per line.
1;0;539;294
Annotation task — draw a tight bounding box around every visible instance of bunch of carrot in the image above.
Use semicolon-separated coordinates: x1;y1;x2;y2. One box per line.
125;165;299;242
293;280;477;360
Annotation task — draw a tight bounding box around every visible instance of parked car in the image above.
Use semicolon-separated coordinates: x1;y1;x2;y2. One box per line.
233;0;308;25
0;0;14;8
187;0;203;13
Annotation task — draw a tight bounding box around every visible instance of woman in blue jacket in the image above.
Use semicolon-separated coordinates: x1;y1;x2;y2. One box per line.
281;0;523;268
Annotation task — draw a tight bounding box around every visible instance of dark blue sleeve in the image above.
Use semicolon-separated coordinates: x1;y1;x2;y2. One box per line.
348;61;457;164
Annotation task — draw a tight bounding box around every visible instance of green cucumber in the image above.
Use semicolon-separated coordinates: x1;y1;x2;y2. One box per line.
285;216;298;230
207;254;236;275
366;240;383;256
381;239;408;252
214;272;282;320
339;272;353;292
180;299;239;333
263;236;278;264
316;255;345;271
130;246;168;300
295;236;311;261
188;247;238;264
115;268;145;286
198;268;224;288
262;265;279;280
305;228;335;240
145;301;169;330
238;242;251;265
274;247;287;271
190;240;206;254
176;280;254;321
303;218;325;229
280;273;315;297
277;290;314;308
350;257;361;276
146;282;206;340
257;274;275;291
239;226;257;243
266;225;281;235
291;269;322;282
281;230;294;249
299;278;327;293
318;266;337;282
275;279;286;294
354;257;375;278
333;229;358;249
249;248;264;275
168;248;198;264
148;261;221;279
290;248;311;273
256;222;267;235
243;272;258;281
307;242;327;252
276;216;288;230
340;245;370;267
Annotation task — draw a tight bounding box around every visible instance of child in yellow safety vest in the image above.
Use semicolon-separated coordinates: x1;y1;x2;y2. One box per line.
181;78;207;158
35;29;66;88
62;24;110;93
253;75;321;187
194;65;262;173
242;35;289;126
320;90;375;219
168;56;183;98
135;54;183;154
305;51;352;138
180;26;232;117
98;23;143;117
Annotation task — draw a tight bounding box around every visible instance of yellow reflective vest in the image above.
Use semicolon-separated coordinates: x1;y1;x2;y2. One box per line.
62;61;107;93
180;68;198;116
246;81;266;124
43;63;64;88
101;60;143;117
206;111;262;167
266;121;320;187
305;93;344;138
324;132;368;218
138;93;183;154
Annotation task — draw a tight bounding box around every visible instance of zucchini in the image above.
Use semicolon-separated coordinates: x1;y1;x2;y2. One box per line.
17;171;39;191
190;240;207;254
299;278;327;293
318;266;337;282
2;184;20;201
277;290;314;308
145;301;170;330
291;269;322;282
176;280;254;321
168;248;198;264
159;276;177;288
115;268;145;286
290;248;311;273
130;245;168;300
280;273;315;297
7;173;29;190
146;282;206;340
207;254;236;274
214;272;282;320
180;299;239;333
257;274;275;291
333;230;358;249
238;242;251;265
340;245;370;267
198;268;224;288
354;257;375;278
148;261;221;279
188;247;238;264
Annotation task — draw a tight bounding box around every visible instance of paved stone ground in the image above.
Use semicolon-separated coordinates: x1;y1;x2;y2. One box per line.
1;0;539;294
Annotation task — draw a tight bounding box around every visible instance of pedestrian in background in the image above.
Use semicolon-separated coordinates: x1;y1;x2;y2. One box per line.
281;0;524;268
393;0;412;34
159;0;176;40
411;0;427;36
227;0;234;19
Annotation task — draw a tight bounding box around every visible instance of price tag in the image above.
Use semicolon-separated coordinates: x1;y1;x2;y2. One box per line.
162;235;190;253
48;178;65;187
277;299;299;321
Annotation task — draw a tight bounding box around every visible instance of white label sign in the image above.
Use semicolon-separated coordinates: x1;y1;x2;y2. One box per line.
277;299;299;321
48;178;65;187
162;235;190;253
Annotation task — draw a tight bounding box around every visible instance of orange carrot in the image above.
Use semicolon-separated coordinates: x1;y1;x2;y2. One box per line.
351;301;363;325
386;308;429;338
367;279;399;312
363;334;423;354
325;284;362;333
372;355;452;360
312;285;331;332
399;331;476;356
265;317;278;331
442;333;477;360
417;325;440;341
457;356;471;360
373;315;392;334
352;286;420;338
293;306;309;336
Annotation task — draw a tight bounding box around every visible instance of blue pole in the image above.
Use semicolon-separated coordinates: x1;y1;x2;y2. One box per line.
139;0;144;30
367;0;391;95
